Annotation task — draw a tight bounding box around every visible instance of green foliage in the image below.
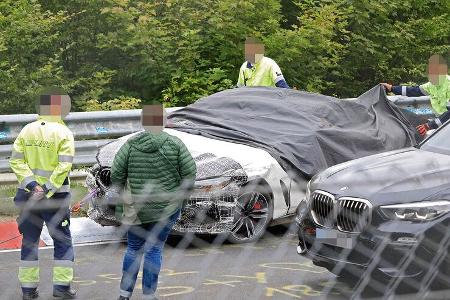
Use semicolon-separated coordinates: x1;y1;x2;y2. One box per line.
162;68;234;107
84;96;142;111
0;0;66;114
0;0;449;114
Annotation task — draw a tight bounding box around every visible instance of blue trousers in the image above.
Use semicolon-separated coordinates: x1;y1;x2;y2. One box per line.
120;210;180;299
18;202;74;292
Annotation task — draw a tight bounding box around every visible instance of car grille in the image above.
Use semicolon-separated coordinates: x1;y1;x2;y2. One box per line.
311;191;372;233
337;198;371;232
311;191;335;227
97;167;112;187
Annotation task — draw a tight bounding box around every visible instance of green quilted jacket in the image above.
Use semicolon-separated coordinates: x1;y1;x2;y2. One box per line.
110;131;196;224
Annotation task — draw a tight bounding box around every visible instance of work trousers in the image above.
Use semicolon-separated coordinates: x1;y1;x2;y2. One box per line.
17;195;74;293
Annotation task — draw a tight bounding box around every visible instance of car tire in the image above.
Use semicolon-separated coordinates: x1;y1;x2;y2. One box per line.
228;183;274;244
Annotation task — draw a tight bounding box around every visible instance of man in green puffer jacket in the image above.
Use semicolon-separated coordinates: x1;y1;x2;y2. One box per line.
109;104;196;300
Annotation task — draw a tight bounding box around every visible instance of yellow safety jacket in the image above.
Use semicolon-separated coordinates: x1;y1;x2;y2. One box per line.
420;75;450;114
237;56;286;87
10;115;74;198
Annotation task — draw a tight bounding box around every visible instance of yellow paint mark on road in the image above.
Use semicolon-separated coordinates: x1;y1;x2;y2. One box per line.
203;279;242;287
160;268;199;277
284;285;322;297
159;286;195;297
266;287;303;298
260;262;326;274
73;277;96;286
223;272;267;284
98;273;121;280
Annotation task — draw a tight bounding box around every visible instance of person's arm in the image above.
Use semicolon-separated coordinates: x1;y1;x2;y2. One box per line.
177;141;197;195
42;131;75;198
416;108;450;136
107;142;130;209
271;61;289;88
381;83;427;97
427;110;450;129
110;142;130;190
9;129;39;191
236;64;246;87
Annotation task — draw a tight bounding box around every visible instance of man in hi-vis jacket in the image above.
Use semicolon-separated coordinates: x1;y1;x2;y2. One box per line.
10;92;76;300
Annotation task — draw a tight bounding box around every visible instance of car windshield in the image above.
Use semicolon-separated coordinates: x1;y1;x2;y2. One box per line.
420;123;450;155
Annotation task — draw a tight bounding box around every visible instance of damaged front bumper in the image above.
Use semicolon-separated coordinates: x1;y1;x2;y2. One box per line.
85;164;246;234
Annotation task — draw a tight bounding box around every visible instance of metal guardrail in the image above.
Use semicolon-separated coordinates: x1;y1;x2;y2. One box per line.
0;108;181;174
0;97;431;176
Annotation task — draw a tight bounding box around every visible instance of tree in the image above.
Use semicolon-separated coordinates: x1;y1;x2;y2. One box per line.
0;0;66;114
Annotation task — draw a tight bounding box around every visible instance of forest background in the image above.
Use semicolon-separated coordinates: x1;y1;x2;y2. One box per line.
0;0;449;113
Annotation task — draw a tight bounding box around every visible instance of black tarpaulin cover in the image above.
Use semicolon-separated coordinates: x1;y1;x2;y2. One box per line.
167;85;420;179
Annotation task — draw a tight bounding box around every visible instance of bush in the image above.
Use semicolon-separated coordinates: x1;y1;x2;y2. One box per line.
83;96;142;111
162;68;234;107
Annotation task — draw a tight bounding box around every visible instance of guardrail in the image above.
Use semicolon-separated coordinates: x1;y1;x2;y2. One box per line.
0;108;181;174
0;96;431;176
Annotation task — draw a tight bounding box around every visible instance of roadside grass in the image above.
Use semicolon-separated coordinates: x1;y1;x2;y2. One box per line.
0;181;89;222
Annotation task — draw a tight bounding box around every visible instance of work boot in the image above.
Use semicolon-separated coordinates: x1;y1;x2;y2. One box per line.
53;287;77;299
117;297;129;300
22;289;39;300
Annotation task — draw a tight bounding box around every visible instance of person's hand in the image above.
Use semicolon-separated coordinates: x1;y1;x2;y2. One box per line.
416;123;430;137
29;186;45;201
34;186;44;193
381;83;392;92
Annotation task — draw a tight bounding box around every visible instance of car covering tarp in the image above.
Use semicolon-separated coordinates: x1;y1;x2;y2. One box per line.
167;85;424;179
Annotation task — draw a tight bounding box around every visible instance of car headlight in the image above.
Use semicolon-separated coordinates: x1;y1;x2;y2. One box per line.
85;171;97;190
194;177;232;192
380;201;450;221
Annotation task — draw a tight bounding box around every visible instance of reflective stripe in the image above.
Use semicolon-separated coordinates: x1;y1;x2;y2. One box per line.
58;155;74;163
11;151;24;159
419;85;429;96
56;185;71;193
401;86;407;96
54;260;74;267
21;282;39;288
53;266;73;284
20;176;35;189
274;75;285;83
435;117;443;127
32;169;53;177
19;261;39;285
44;182;57;193
45;182;71;194
20;260;39;267
53;281;71;286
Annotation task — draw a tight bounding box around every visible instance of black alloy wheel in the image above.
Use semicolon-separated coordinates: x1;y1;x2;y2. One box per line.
228;185;273;243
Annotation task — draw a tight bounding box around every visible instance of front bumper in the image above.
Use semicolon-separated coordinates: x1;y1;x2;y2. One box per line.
296;210;447;279
86;166;242;234
173;184;240;234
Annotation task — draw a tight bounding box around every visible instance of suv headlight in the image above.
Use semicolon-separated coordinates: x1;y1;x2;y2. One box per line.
194;177;231;192
380;201;450;221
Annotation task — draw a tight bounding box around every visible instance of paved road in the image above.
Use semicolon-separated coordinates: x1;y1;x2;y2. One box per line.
0;226;447;300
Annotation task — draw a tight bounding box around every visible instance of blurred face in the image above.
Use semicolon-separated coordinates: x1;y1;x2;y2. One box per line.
141;104;167;134
39;94;71;118
245;42;264;65
428;56;448;85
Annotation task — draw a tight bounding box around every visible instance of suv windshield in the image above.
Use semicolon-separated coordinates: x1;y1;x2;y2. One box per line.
420;124;450;155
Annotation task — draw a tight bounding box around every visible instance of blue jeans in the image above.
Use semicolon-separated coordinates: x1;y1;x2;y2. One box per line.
120;210;180;299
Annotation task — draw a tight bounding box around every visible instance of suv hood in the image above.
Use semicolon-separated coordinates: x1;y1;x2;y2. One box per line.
311;148;450;205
